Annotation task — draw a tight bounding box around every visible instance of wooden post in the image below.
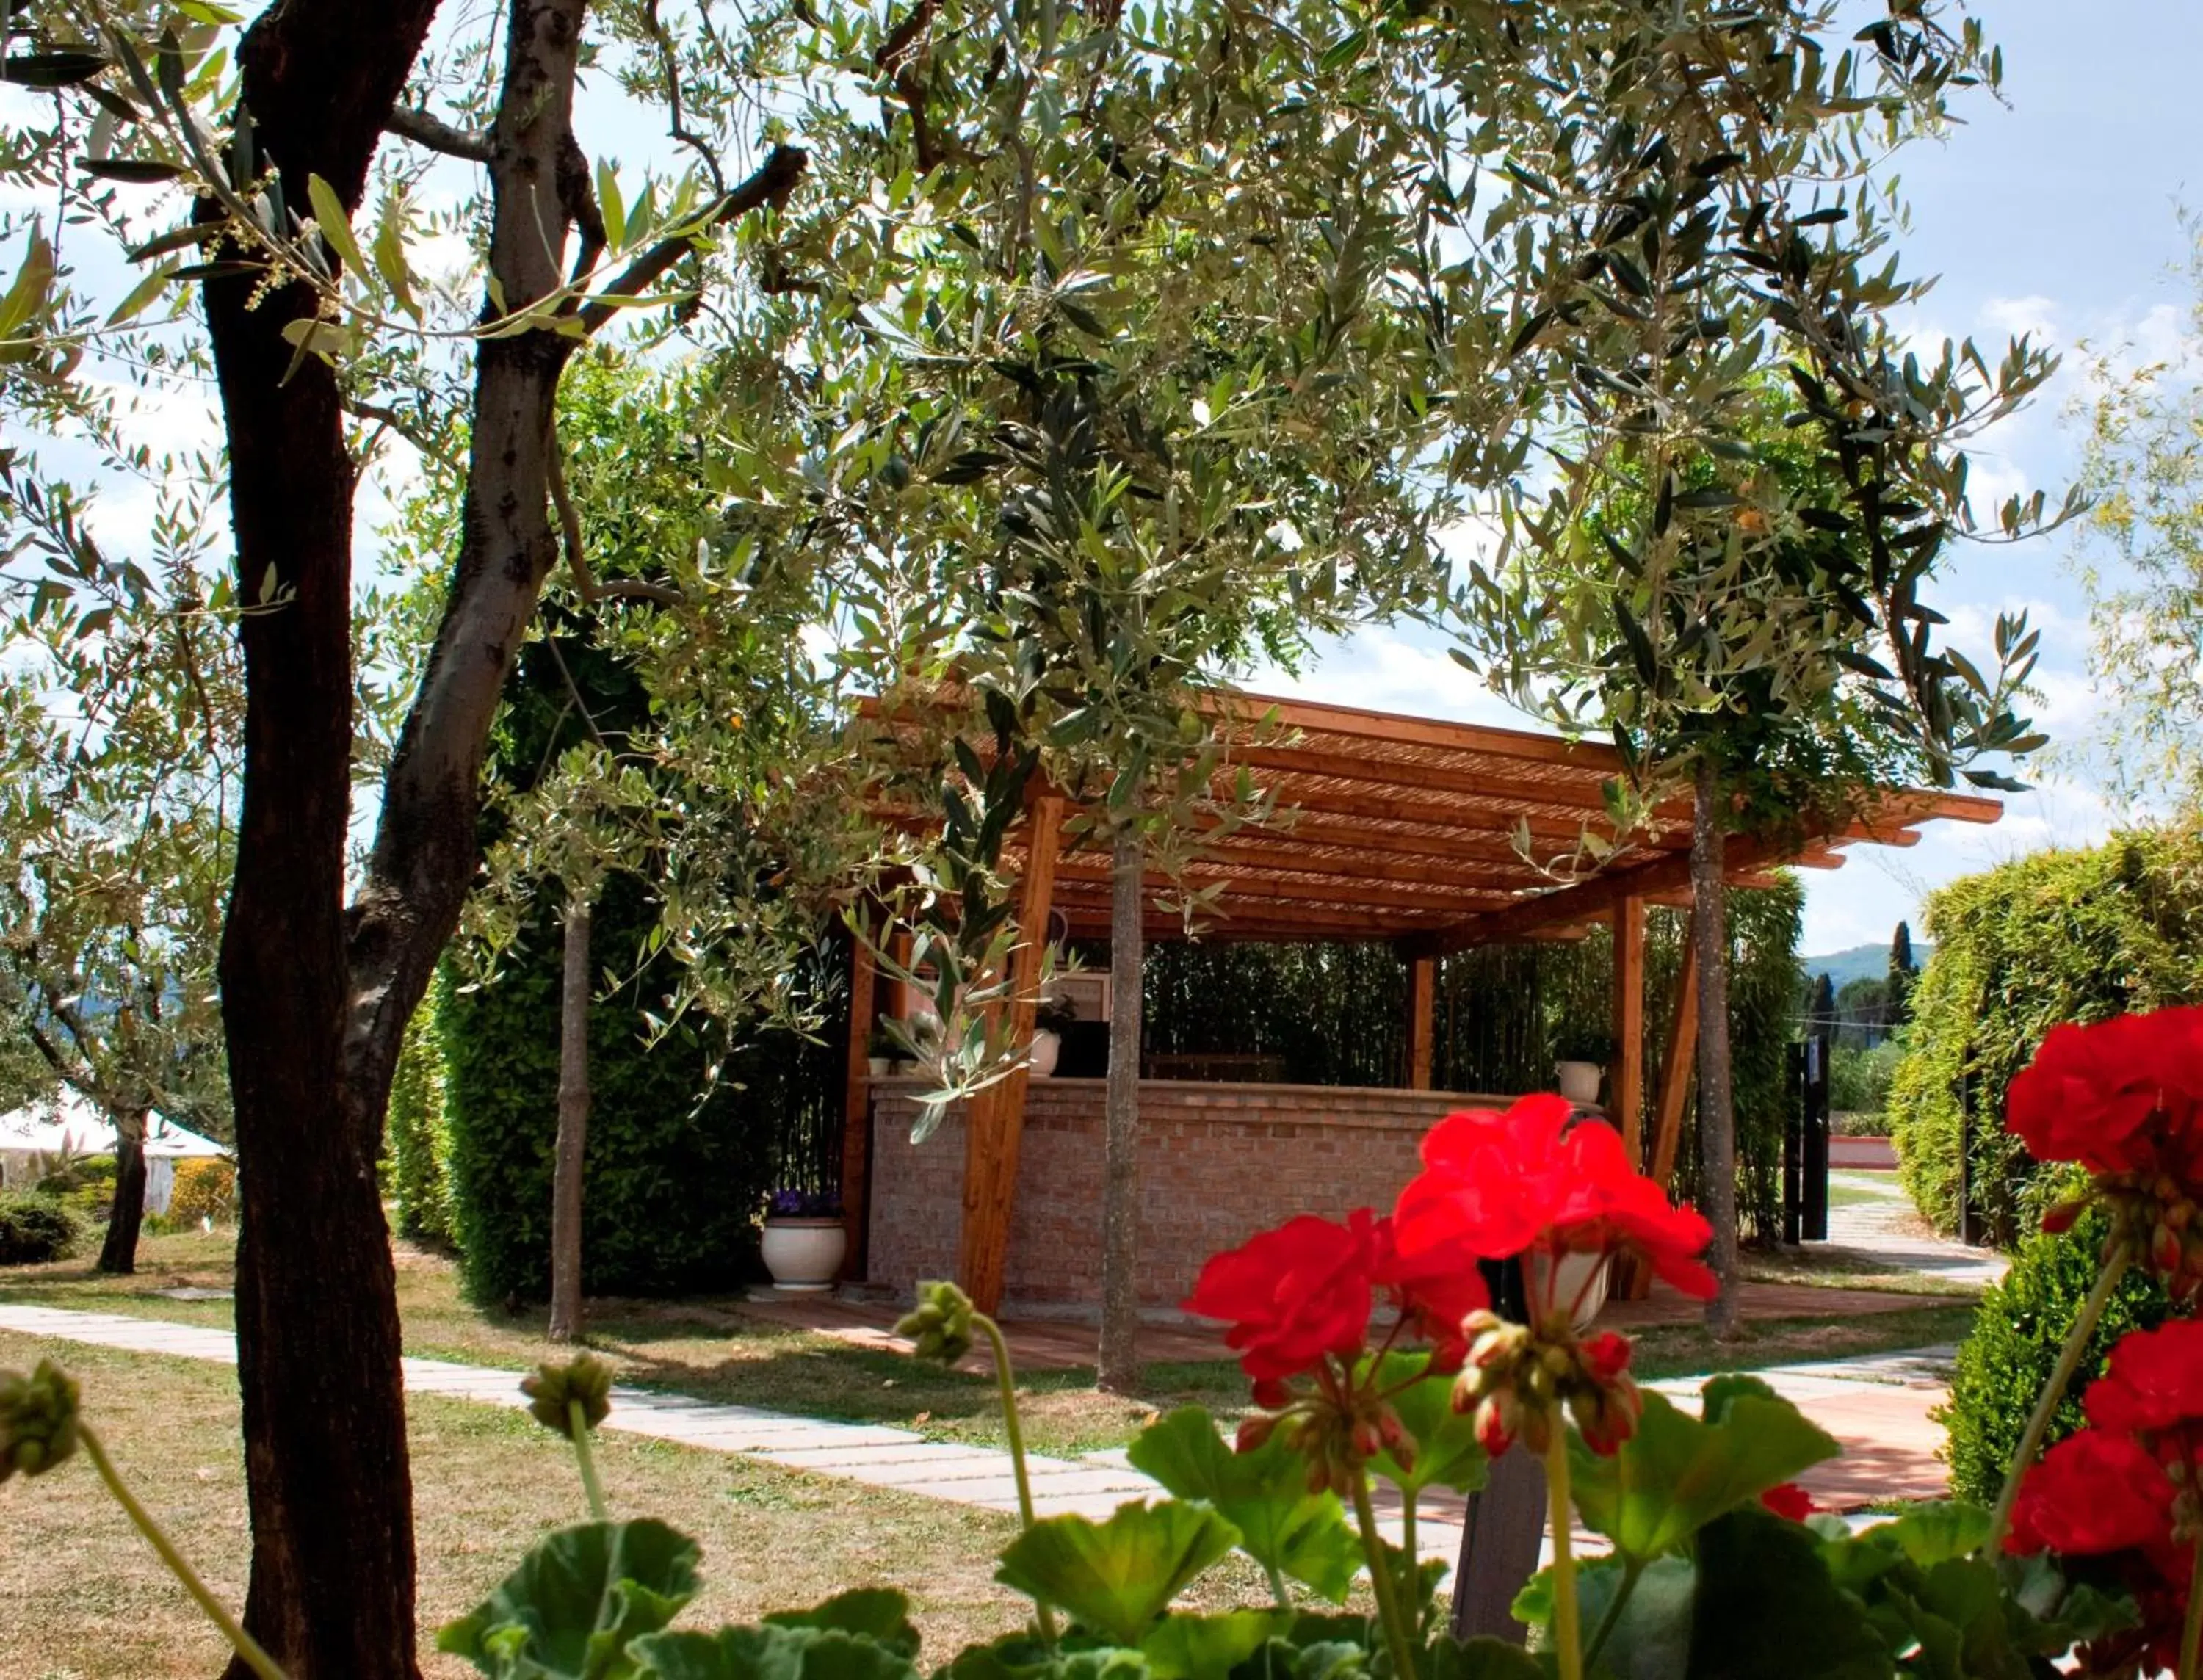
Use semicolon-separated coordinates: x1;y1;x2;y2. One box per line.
1626;913;1701;1301
1649;922;1701;1191
839;923;878;1280
1407;955;1437;1090
958;792;1067;1314
1610;897;1646;1161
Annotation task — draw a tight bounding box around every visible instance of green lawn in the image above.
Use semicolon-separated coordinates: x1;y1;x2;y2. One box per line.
0;1330;1056;1680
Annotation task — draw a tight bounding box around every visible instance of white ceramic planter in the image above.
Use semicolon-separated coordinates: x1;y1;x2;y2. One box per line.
761;1217;847;1291
1555;1060;1605;1105
1030;1029;1062;1079
1532;1249;1611;1331
867;1056;892;1077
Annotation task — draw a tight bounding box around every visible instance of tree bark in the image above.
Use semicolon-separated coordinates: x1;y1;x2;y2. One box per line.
549;893;592;1341
1690;758;1740;1339
95;1107;148;1275
1098;819;1143;1394
201;5;441;1673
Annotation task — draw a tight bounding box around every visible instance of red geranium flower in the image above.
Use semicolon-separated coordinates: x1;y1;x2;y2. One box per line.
1184;1209;1384;1382
2003;1427;2176;1558
1759;1482;1819;1522
2084;1319;2203;1435
2005;1007;2203;1176
1392;1095;1717;1306
1375;1236;1489;1369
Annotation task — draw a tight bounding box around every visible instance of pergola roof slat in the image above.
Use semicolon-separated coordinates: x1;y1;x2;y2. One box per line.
863;684;1999;948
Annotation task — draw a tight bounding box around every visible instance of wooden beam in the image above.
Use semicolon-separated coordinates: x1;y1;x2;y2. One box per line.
1222;742;1679;819
1213;689;1630;772
958;792;1066;1314
1407;956;1437;1090
839;925;877;1281
1049;855;1513;914
1611;897;1646;1165
1627;918;1701;1300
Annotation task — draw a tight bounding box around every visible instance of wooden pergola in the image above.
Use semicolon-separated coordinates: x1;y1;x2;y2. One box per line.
843;688;2000;1311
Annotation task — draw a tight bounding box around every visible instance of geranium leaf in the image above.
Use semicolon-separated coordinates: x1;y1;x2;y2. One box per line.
1686;1507;1890;1679
1421;1634;1547;1680
1126;1408;1362;1600
1568;1385;1839;1561
1517;1556;1695;1679
1367;1353;1488;1498
632;1625;922;1680
1137;1610;1284;1679
438;1518;701;1679
995;1502;1241;1645
763;1589;919;1656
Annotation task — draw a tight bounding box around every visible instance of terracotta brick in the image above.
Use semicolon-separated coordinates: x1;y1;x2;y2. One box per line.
865;1082;1476;1314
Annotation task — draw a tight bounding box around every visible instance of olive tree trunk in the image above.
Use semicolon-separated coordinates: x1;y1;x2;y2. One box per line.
1097;819;1143;1393
1690;758;1740;1338
95;1106;148;1275
549;894;593;1342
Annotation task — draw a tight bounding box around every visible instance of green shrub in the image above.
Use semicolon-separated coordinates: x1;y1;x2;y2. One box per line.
35;1151;117;1196
167;1159;236;1226
1940;1210;2174;1505
1889;819;2203;1239
0;1192;84;1264
1828;1039;1900;1122
387;1003;457;1246
438;875;846;1306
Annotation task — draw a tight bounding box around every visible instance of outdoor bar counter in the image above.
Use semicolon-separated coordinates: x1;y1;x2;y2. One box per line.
861;1076;1507;1316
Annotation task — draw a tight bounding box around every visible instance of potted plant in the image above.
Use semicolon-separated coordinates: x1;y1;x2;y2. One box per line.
1552;1027;1613;1106
759;1188;846;1291
865;1022;900;1079
1031;995;1077;1079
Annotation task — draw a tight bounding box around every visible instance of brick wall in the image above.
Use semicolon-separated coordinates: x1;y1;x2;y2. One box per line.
862;1079;1505;1318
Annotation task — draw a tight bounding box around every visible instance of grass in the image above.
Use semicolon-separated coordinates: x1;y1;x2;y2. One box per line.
4;1227;1977;1458
0;1230;1231;1457
1825;1184;1888;1211
0;1330;1055;1680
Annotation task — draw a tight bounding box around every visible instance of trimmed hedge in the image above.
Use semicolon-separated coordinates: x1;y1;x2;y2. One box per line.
388;1004;456;1246
437;876;846;1306
1889;819;2203;1240
0;1191;82;1264
1941;1211;2173;1505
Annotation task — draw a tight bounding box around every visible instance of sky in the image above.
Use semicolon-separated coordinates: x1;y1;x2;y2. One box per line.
5;3;2199;958
1248;0;2203;957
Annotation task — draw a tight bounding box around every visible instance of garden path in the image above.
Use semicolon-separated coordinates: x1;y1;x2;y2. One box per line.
1823;1169;2009;1289
0;1300;1947;1583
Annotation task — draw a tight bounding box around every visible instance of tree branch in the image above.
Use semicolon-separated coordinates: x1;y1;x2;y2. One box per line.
548;430;685;608
386;103;494;164
578;142;808;335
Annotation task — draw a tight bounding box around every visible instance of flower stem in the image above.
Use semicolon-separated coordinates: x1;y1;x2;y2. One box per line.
568;1398;610;1524
80;1422;292;1680
1400;1488;1419;1624
977;1311;1058;1644
2182;1540;2203;1680
1351;1469;1419;1680
1543;1413;1583;1680
1987;1237;2130;1552
1583;1557;1643;1672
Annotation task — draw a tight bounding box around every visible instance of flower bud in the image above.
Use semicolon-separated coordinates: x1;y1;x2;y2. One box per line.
1251;1377;1291;1410
894;1279;975;1366
1236;1413;1279;1454
0;1361;79;1482
521;1353;613;1438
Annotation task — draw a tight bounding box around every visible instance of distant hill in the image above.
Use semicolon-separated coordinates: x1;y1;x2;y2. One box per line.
1800;942;1933;991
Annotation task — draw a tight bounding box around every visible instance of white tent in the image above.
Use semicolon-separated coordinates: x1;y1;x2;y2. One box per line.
0;1090;228;1213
